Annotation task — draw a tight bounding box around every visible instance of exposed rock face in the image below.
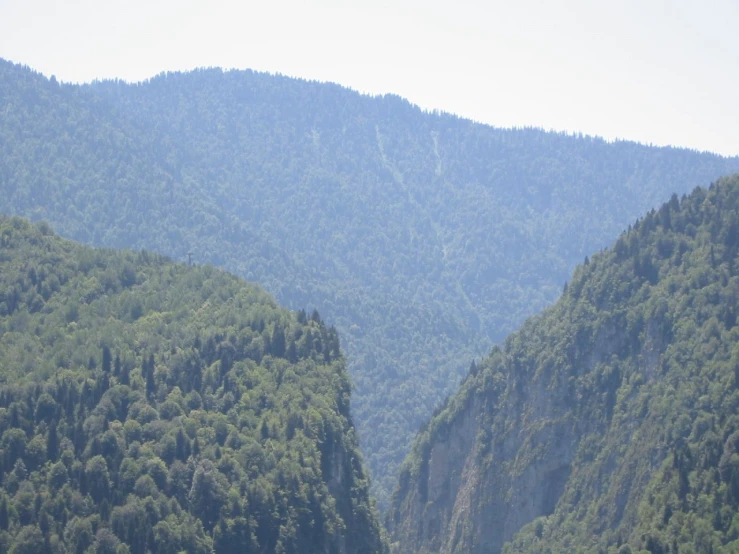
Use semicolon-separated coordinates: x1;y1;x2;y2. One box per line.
388;329;618;554
389;179;739;554
389;302;677;554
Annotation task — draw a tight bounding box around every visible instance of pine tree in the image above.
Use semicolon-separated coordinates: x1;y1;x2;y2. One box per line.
175;429;187;461
0;496;8;531
271;324;286;358
46;424;58;462
145;355;156;399
102;346;112;374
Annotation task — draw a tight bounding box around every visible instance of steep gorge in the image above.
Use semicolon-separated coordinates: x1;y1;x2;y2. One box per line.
3;59;739;507
390;176;739;553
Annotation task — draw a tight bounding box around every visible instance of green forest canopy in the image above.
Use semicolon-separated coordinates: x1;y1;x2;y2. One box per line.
391;175;739;553
2;59;739;506
0;216;386;554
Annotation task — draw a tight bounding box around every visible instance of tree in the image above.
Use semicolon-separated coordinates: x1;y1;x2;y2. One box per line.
175;429;188;462
85;456;111;503
46;423;58;462
34;393;56;424
2;428;26;464
102;346;112;374
65;516;94;554
90;527;122;554
9;525;45;554
189;460;227;532
0;496;9;531
47;461;67;490
271;324;286;358
145;356;156;399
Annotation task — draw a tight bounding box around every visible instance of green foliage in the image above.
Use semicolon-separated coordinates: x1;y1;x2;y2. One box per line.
392;176;739;553
0;217;386;553
2;60;739;508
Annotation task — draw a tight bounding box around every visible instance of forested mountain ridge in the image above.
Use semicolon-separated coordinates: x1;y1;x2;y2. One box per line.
3;59;739;507
389;175;739;554
0;216;386;554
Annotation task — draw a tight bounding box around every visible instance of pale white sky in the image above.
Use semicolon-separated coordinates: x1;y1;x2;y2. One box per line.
1;0;737;155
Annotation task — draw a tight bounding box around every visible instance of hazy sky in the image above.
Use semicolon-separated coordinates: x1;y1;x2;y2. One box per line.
1;0;737;155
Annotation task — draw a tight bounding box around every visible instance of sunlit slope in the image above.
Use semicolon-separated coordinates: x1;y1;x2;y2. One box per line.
3;59;739;507
390;175;739;553
0;217;386;554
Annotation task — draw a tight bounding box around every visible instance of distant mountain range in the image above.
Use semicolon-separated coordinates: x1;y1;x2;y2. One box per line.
2;58;739;507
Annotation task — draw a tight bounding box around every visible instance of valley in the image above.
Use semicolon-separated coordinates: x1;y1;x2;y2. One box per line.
1;58;738;553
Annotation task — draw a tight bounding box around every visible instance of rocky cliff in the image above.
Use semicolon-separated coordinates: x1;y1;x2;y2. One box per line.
389;176;739;553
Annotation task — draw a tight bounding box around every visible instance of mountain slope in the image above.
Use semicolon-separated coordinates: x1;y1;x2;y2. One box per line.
3;59;739;507
0;217;386;554
389;175;739;554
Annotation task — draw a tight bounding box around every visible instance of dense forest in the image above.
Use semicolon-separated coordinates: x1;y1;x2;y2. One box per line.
3;59;739;507
0;217;386;553
389;175;739;553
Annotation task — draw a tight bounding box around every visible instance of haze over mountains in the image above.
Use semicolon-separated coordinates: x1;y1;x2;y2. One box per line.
2;58;739;509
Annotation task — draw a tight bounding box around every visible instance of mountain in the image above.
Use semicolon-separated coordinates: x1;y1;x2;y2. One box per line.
0;216;386;554
3;59;739;508
388;175;739;553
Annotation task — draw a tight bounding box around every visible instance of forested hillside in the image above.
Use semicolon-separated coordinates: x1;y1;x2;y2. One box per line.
389;175;739;554
3;59;739;506
0;217;386;553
